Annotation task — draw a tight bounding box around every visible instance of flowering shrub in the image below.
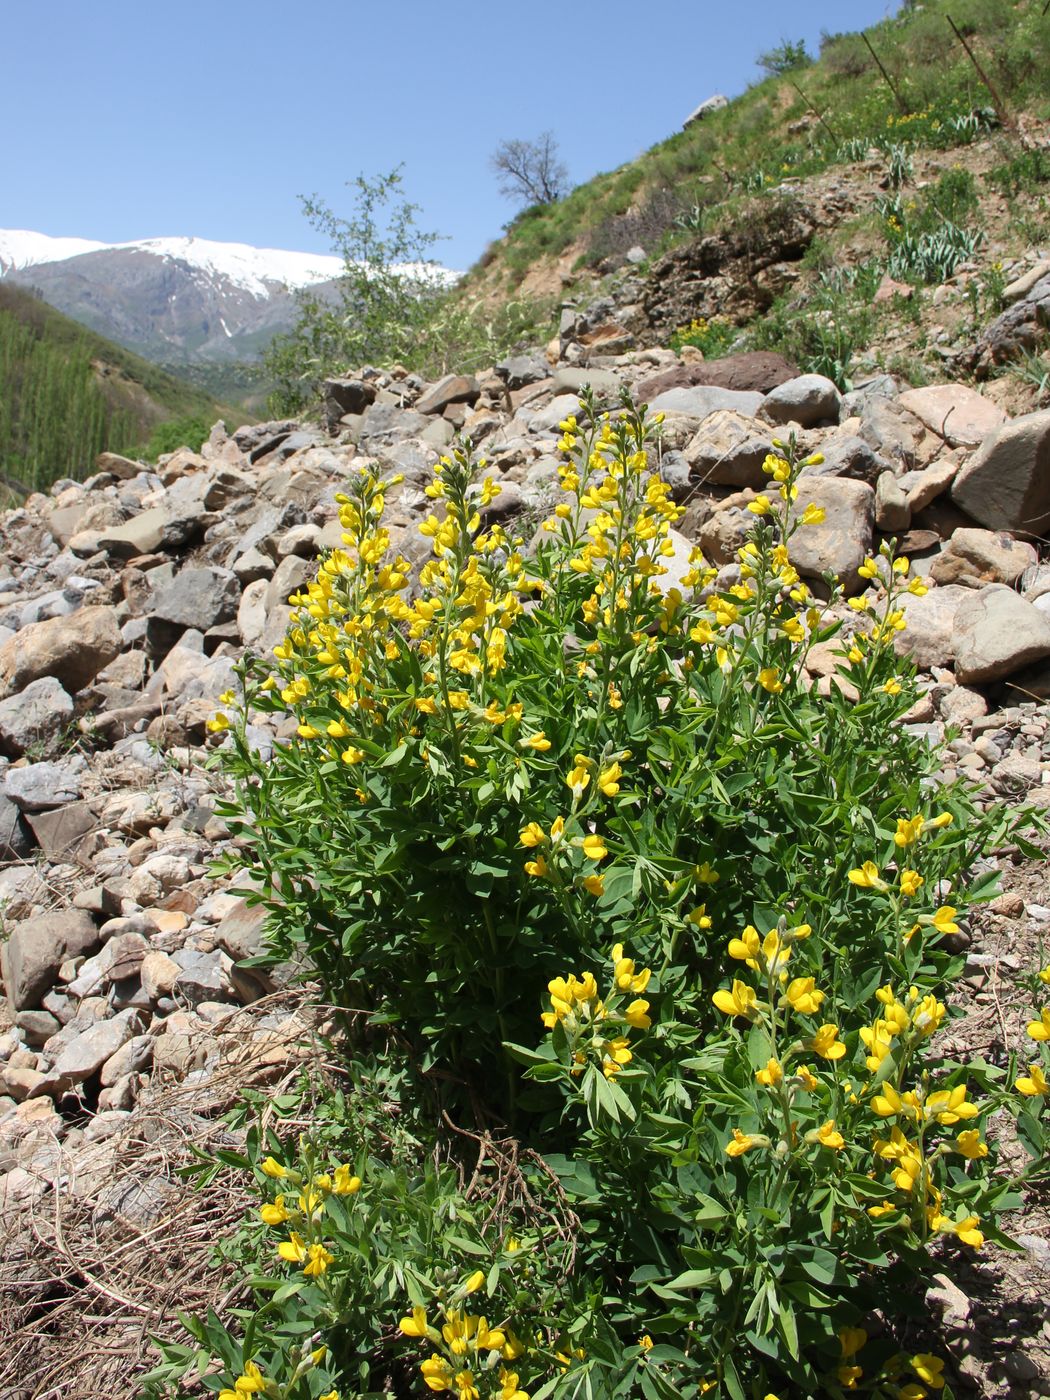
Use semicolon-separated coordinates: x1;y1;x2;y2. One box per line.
156;391;1046;1398
668;316;738;359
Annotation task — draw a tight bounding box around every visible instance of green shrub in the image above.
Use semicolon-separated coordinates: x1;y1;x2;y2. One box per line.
144;413;212;460
756;39;811;77
669;316;739;359
152;395;1048;1399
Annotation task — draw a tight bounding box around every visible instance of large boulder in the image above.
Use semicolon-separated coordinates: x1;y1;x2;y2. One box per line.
929;528;1038;588
1;909;100;1011
952;586;1050;684
0;605;121;698
787;477;875;591
635;352;800;400
648;385;764;419
146;566;242;655
951;409;1050;534
895;585;973;670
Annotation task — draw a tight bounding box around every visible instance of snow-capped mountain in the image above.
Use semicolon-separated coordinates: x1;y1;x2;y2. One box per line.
0;230;455;366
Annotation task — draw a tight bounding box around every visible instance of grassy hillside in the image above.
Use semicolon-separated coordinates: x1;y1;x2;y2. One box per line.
466;0;1050;298
0;283;234;494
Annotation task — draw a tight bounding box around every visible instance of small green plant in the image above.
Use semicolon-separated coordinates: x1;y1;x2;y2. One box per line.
987;146;1050;198
163;396;1047;1399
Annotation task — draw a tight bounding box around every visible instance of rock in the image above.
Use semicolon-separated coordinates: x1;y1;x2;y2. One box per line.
684;93;729;125
26;801;96;861
2;909;100;1011
903;457;958;514
951;409;1050;534
873;273;913;303
699;506;753;565
495;354;549;390
415;374;479;415
787;477;875;590
322;377;376;427
805;434;889;486
4;759;83;812
896;585;973;670
681;411;774;488
97;506;197;559
237;578;269;648
991;751;1042;795
0;790;33;862
147;566;241;654
966;273;1050;374
0;676;74;758
172;954;236;1006
636;352;799;399
551;367;621;398
99;1034;153;1087
953;586;1050;684
759;374;841;428
95;451;144;479
897;384;1006;448
875;473;911;532
0;605;121;698
15;1009;61;1048
140;950;181;1002
929;528;1038;588
939;686;988;726
43;1010;142;1091
648;385;764;419
65;933;148;999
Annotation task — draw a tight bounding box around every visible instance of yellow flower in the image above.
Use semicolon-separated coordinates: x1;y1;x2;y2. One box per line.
713;979;759;1020
728;924;761;969
1016;1063;1049;1096
332;1164;361;1194
341;746;365;765
794;1064;819;1090
1027;1008;1050;1041
219;689;236;704
781;977;824;1016
848;861;885;890
602;1037;632;1077
522;732;551;750
499;1368;529;1400
894;814;924;847
524;855;548;878
955;1129;988;1159
638;1335;654;1352
260;1156;289;1179
421;1355;454;1391
612;945;651;993
566;760;590;798
800;503;826;526
755;1058;783;1087
624;998;651;1029
464;1269;486;1294
882;678;902;695
900;869;923;897
695;861;719;884
259;1195;290;1226
747;495;772;515
925;906;959;936
207;713;230;733
582;874;605;896
725;1128;758;1157
400;1306;439;1341
839;1326;867;1357
815;1120;845;1151
810;1023;846;1060
303;1242;334;1276
758;667;783;694
219;1360;266;1398
598;761;622;796
277;1231;307;1265
910;1353;946;1389
1039;965;1050;986
581;834;608;861
519;822;545;848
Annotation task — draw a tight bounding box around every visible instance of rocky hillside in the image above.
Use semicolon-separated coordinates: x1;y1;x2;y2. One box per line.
2;337;1050;1392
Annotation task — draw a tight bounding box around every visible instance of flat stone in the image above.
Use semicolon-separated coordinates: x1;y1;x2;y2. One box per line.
929;528;1037;587
42;1010;142;1091
904;458;959;513
636;352;799;399
26;800;96;860
895;585;972;670
897;384;1006;448
4;759;83;813
0;676;73;759
415;373;479;415
682;410;774;488
648;385;764;419
550;367;621;398
953;586;1050;684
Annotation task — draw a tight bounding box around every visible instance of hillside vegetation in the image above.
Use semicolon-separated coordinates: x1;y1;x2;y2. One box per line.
0;283;229;494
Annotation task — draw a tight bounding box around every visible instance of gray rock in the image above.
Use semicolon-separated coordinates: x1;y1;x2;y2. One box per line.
146;566;241;654
953;586;1050;684
97;506;203;559
15;1009;61;1048
966;273;1050;374
322;378;376;427
902;457;958;514
171;952;236;1007
897;384;1005;448
929;528;1037;588
44;1009;143;1090
495;354;549;390
357;403;429;445
99;1034;153;1087
684;93;729;125
648;385;764;419
4;758;83;812
2;909;100;1011
759;374;841;428
26;801;96;861
805;434;888;485
551;367;622;398
415;374;479;415
951;408;1050;534
875;473;911;532
0;676;74;759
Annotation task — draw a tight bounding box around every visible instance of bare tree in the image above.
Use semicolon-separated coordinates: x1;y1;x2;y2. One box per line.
490;132;568;207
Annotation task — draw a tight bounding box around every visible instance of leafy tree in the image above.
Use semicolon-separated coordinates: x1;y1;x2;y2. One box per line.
490;131;568;208
264;167;446;414
757;37;811;75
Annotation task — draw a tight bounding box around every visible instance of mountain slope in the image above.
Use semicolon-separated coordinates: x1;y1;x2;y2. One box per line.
0;282;226;492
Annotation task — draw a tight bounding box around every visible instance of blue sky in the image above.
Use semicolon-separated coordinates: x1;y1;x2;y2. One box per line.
5;0;900;269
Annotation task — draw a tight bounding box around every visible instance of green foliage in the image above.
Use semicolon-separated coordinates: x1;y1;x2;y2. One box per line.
880;170;983;286
747;278;876;390
986;145;1050;198
265;169;554;415
163;395;1048;1399
756;38;811;76
668;317;739;359
144;414;213;460
0;282;221;492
